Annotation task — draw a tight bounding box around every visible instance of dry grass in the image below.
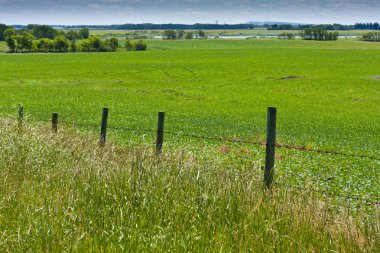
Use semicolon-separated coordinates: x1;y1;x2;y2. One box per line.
0;119;378;252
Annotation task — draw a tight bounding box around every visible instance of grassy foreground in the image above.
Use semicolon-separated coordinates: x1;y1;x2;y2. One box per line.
0;119;378;252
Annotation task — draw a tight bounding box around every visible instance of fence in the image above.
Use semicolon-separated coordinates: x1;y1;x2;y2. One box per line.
11;104;380;207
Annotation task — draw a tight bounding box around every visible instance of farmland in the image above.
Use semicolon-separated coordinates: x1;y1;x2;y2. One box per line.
0;38;379;251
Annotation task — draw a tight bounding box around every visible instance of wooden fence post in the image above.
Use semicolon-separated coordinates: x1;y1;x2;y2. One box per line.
100;108;109;147
156;112;165;152
264;107;277;188
18;104;23;126
52;112;58;133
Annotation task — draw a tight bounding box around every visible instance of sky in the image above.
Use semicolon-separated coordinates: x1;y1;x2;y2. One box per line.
0;0;379;25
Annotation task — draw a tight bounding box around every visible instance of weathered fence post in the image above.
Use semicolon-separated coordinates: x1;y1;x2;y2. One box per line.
156;112;165;152
264;107;277;188
100;108;109;147
52;112;58;133
18;104;23;126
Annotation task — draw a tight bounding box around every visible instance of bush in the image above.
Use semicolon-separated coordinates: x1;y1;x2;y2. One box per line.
278;33;295;39
54;36;69;52
134;40;147;51
105;38;119;51
362;32;380;42
300;28;338;41
35;38;54;52
125;40;134;51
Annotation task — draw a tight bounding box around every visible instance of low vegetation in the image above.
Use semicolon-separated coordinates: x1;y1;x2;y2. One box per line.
300;28;339;41
0;119;378;252
278;32;295;39
362;32;380;42
125;39;147;51
162;30;207;40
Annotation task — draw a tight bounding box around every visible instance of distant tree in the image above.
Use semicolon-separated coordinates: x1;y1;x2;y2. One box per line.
0;23;11;41
105;38;119;51
79;28;90;39
79;39;92;52
300;28;338;41
163;30;177;40
177;30;185;39
69;40;77;52
54;36;70;52
125;40;134;51
198;30;207;39
278;33;295;39
185;32;193;39
27;24;58;39
65;30;81;41
18;31;34;52
362;32;380;42
4;28;17;52
134;40;147;51
35;38;55;52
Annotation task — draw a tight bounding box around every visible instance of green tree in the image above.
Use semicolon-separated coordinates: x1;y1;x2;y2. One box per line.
27;24;58;39
198;30;207;39
79;28;90;39
54;36;70;52
18;31;34;52
163;30;176;40
79;39;92;52
105;38;119;51
185;32;193;39
69;40;77;52
125;40;134;51
134;40;147;51
65;30;81;41
36;38;55;52
177;30;185;39
4;28;17;52
0;23;11;41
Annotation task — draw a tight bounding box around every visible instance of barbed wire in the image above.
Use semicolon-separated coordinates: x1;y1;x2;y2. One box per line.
4;114;380;161
2;114;379;207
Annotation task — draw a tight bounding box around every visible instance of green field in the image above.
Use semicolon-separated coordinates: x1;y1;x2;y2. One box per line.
0;38;379;202
0;38;379;251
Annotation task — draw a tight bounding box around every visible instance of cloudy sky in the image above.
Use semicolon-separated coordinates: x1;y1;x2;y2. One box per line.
0;0;379;25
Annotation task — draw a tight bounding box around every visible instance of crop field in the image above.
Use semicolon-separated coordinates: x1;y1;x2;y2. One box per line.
0;37;379;251
0;39;379;204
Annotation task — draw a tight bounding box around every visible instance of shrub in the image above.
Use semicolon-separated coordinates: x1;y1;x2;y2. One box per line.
105;38;119;51
134;40;147;51
278;33;295;39
54;36;70;52
125;40;134;51
36;38;54;52
362;32;380;42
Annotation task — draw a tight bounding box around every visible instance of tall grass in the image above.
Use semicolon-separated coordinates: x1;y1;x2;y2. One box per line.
0;119;378;252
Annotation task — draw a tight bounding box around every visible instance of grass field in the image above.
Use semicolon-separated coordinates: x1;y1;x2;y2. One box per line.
0;39;380;252
0;120;378;252
0;39;379;203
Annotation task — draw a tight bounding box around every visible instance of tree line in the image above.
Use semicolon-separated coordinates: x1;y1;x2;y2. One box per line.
362;32;380;42
2;25;147;53
300;28;339;41
162;30;207;40
4;29;119;53
0;24;90;42
354;23;380;30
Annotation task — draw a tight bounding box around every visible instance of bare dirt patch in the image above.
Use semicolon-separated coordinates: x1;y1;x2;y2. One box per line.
371;76;380;80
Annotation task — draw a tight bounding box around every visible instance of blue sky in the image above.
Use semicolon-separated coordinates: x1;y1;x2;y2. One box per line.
0;0;379;25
